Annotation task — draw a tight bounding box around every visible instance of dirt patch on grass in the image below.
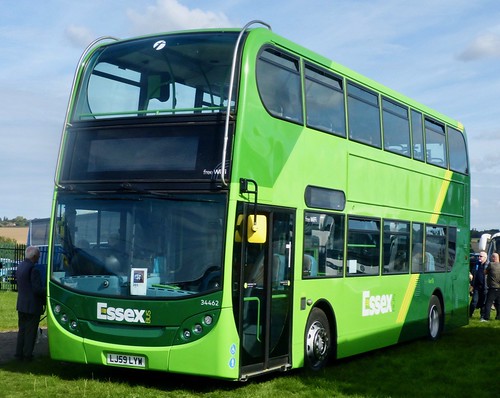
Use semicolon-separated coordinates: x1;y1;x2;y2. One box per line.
0;328;49;364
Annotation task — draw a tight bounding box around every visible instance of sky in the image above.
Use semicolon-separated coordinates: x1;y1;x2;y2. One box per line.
1;0;499;229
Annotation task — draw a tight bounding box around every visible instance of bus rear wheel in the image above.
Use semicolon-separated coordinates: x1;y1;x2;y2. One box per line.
428;295;443;340
304;308;331;371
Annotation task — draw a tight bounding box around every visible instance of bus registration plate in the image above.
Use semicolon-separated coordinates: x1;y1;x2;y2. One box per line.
107;353;146;368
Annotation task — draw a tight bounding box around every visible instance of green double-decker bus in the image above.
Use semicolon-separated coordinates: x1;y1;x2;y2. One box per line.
47;21;470;380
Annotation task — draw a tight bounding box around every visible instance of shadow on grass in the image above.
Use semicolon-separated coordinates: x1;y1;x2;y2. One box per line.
2;358;242;393
298;322;499;398
1;320;498;397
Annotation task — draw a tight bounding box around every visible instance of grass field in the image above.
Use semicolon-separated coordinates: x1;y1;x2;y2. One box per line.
0;291;46;330
0;291;497;398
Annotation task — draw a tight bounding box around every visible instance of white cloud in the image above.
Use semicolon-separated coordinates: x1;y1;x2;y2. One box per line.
65;25;96;48
458;32;500;61
126;0;234;35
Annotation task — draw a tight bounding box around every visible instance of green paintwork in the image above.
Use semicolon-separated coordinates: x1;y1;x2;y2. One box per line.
48;25;469;380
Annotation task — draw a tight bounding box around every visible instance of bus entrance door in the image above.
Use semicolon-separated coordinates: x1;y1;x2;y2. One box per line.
235;207;294;378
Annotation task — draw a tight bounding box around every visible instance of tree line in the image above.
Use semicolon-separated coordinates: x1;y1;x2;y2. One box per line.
471;228;500;239
0;216;29;227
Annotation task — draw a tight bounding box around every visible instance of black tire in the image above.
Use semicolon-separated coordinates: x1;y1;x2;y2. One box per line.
428;295;443;340
304;308;332;371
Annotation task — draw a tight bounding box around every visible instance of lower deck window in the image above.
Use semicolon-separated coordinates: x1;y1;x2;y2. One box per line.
347;217;380;276
303;212;344;278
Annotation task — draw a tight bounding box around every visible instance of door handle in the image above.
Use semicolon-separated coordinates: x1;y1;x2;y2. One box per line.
286;242;292;269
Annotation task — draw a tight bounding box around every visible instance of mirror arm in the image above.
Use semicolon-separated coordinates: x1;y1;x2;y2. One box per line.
239;178;258;229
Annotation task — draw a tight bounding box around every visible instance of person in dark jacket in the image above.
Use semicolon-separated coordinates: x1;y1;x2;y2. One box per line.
15;246;46;361
469;251;487;318
481;252;500;321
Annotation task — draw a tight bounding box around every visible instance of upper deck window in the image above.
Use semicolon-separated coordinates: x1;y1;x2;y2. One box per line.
411;110;425;161
425;119;447;168
382;98;410;157
304;64;346;136
256;48;303;123
73;32;239;120
448;127;468;174
347;83;381;148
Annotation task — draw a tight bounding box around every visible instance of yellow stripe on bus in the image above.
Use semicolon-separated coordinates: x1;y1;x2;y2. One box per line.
397;274;420;323
430;170;452;224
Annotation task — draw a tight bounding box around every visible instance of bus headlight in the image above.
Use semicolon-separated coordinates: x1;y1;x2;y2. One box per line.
50;299;81;336
174;307;220;345
193;324;203;334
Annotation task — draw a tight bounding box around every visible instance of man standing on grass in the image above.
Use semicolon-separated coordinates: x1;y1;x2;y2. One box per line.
15;246;46;361
481;252;500;322
469;251;488;318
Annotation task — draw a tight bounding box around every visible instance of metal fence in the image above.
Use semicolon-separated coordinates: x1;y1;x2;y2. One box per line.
0;244;26;291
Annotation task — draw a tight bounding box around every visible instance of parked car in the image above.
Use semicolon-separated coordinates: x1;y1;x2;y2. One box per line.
0;268;17;286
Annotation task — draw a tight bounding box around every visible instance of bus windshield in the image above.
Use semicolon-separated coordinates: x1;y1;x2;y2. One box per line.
73;31;239;120
51;192;226;298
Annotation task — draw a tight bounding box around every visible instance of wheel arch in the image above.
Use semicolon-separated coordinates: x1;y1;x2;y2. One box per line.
427;289;445;340
431;288;445;319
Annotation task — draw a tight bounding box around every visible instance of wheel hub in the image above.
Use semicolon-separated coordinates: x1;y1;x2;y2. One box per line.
307;321;329;362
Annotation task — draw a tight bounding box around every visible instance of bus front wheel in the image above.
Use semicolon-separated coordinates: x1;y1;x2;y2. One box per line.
304;308;332;371
428;295;443;340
